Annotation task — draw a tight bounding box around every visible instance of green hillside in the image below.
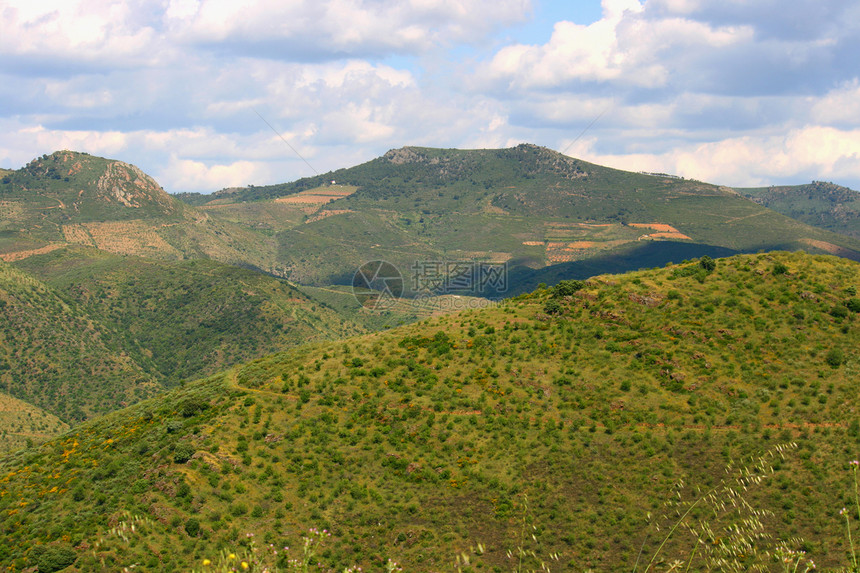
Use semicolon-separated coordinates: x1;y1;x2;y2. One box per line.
739;181;860;239
0;150;181;226
189;145;860;290
5;148;860;297
0;260;158;422
0;391;69;456
12;246;365;387
1;251;857;571
0;151;277;273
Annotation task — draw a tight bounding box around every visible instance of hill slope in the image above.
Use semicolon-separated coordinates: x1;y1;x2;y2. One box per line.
0;260;158;422
0;391;70;455
12;246;365;387
0;150;277;272
1;251;857;571
739;181;860;239
5;148;860;296
190;145;860;289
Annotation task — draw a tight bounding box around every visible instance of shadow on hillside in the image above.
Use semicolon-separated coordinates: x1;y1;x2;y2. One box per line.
500;241;740;297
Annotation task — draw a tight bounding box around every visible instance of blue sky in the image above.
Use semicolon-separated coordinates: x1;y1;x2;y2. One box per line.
1;0;859;192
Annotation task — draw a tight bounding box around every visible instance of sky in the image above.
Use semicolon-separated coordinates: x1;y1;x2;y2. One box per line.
2;0;860;193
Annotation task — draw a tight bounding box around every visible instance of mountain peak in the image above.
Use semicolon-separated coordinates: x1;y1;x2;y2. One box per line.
7;150;181;220
378;142;587;182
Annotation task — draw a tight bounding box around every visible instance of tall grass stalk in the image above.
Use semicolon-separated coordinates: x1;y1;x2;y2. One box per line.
637;442;799;572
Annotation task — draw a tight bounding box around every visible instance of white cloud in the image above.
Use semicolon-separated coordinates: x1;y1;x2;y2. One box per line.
811;80;860;127
161;155;264;191
575;125;860;187
165;0;532;57
483;3;760;93
10;124;129;158
2;0;860;194
0;0;166;67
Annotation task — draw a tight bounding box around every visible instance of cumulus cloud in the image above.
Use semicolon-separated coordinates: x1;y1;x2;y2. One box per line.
165;0;533;58
0;0;533;70
0;0;169;70
575;125;860;188
160;155;265;191
2;0;860;193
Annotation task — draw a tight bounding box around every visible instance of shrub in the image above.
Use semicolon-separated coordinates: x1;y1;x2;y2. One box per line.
699;256;716;271
825;349;844;368
185;517;200;537
830;305;849;319
543;300;562;315
165;420;184;434
174;442;196;464
179;398;209;418
29;545;77;572
552;280;585;298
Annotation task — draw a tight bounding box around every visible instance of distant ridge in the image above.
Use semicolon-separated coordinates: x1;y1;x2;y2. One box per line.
4;146;860;292
177;143;860;288
739;180;860;238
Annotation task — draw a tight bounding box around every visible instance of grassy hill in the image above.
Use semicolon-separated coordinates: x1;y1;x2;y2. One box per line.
0;392;69;456
0;260;158;422
1;251;857;571
0;151;277;273
0;245;364;445
5;148;860;298
186;145;860;291
739;181;860;239
11;246;365;388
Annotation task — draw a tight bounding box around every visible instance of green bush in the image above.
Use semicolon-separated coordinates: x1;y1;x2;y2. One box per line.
179;397;209;418
551;280;585;298
185;517;200;537
825;349;844;368
29;545;77;572
543;300;562;315
699;256;716;272
174;442;196;464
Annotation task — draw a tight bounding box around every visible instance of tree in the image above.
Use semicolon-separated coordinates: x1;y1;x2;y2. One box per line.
552;279;585;298
543;299;562;315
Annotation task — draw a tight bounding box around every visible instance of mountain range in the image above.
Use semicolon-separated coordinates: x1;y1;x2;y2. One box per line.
0;146;859;570
3;146;860;296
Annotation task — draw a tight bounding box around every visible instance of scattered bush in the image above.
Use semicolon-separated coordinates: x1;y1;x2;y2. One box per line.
29;545;77;572
174;442;196;464
185;517;201;537
825;349;844;368
551;280;585;298
543;300;562;315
